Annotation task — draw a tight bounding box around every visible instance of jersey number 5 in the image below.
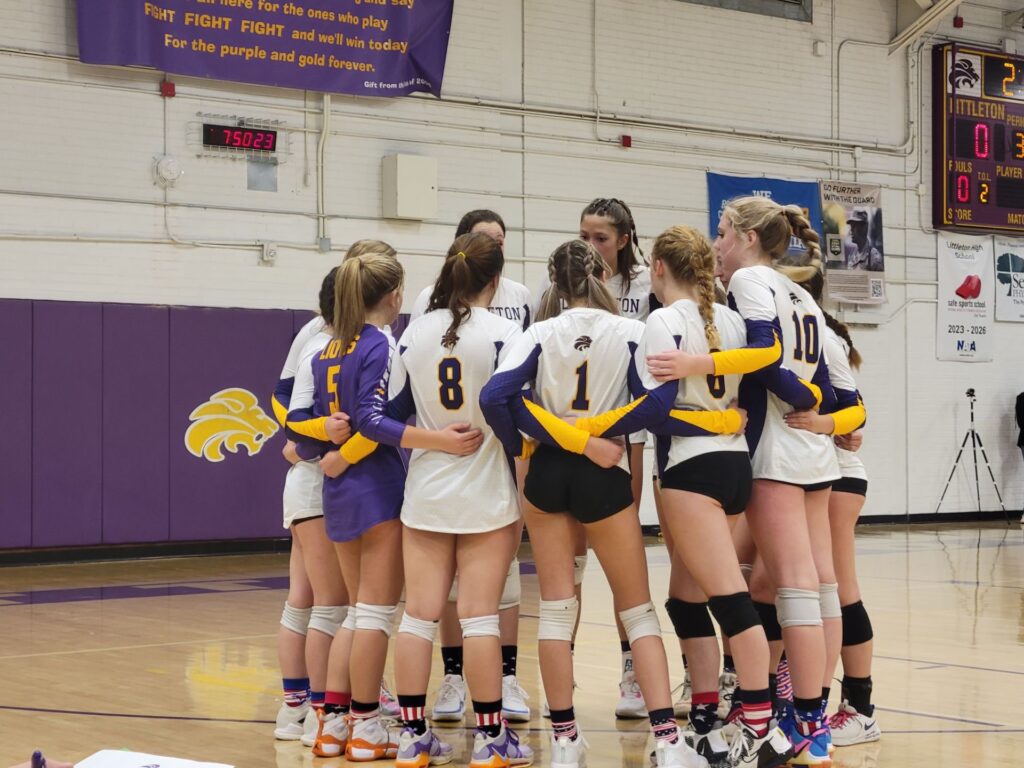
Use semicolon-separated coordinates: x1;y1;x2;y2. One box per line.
438;357;464;410
791;313;820;364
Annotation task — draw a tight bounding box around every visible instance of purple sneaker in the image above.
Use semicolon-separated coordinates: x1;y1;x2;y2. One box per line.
471;722;534;767
395;727;454;768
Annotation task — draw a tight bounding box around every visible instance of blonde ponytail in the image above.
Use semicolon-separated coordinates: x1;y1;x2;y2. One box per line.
332;252;404;354
651;226;721;351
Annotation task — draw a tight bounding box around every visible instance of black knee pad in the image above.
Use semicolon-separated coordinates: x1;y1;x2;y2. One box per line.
665;597;715;639
841;600;874;646
708;592;761;638
753;600;782;642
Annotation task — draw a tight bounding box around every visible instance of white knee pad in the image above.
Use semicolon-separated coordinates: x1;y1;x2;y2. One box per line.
573;554;588;586
341;607;358;632
399;612;439;643
819;583;842;620
776;588;823;628
538;597;579;642
308;605;348;637
460;614;500;638
499;559;522;610
619;601;662;645
448;574;459;603
354;602;398;637
280;603;312;636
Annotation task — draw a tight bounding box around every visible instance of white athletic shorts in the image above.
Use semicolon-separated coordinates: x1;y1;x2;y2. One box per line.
283;460;324;529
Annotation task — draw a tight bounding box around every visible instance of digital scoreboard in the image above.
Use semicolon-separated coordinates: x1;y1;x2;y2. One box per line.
933;43;1024;233
202;123;278;152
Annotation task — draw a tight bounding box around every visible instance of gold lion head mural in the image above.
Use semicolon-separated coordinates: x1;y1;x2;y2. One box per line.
185;388;279;463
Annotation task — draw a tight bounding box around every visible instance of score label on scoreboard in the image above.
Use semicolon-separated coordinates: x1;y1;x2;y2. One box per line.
933;44;1024;233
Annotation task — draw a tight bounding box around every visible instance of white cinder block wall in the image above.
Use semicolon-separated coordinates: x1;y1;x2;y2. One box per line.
1;0;1022;518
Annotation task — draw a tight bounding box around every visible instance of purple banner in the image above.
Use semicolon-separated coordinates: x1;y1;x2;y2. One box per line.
76;0;454;97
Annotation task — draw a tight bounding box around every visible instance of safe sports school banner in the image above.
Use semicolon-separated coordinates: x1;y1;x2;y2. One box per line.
820;181;886;304
994;237;1024;322
706;173;823;260
76;0;454;97
937;232;994;362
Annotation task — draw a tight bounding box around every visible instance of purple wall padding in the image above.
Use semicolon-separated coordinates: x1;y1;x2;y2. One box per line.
0;300;33;548
293;310;316;335
102;304;170;543
168;307;293;541
32;302;104;547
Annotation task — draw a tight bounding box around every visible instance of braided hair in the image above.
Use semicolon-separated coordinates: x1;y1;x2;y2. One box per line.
651;226;722;350
537;240;619;321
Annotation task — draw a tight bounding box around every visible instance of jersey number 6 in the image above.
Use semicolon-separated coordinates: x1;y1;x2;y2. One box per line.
438;357;464;410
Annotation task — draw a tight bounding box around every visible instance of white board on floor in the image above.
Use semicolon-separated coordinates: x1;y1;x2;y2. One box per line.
76;751;233;768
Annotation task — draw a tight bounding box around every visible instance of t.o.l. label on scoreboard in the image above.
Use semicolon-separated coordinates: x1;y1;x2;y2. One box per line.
933;43;1024;234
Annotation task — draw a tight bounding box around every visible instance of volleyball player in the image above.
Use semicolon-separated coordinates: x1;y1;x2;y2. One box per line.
533;198;658;717
410;210;532;724
287;248;482;761
784;272;878;747
481;240;706;768
341;232;534;767
571;226;794;768
646;198;843;765
271;267;350;745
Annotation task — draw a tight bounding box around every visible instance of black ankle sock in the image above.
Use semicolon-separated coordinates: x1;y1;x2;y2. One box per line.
841;675;874;716
441;646;464;677
351;699;378;717
821;686;831;708
501;645;518;678
620;639;631;654
398;694;427;734
723;654;735;672
690;703;718;735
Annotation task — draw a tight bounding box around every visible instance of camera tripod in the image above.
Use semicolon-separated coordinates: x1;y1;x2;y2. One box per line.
934;389;1009;522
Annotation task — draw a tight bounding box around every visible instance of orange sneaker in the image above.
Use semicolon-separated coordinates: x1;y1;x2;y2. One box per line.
312;709;349;758
346;714;400;761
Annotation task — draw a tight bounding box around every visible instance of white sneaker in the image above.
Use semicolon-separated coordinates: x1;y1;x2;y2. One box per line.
829;701;882;746
431;674;467;722
300;707;319;747
312;710;350;758
654;732;709;768
616;671;648;719
726;722;793;768
274;700;309;740
673;671;693;717
346;715;401;761
551;730;588;768
691;726;728;766
380;679;400;719
501;674;532;722
717;671;738;720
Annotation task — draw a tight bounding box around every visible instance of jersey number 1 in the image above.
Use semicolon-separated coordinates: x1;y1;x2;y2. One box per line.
438;357;464;410
791;313;820;364
571;361;590;410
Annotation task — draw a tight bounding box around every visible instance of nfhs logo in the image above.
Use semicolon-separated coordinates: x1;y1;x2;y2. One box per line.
185;388;279;463
573;336;593;351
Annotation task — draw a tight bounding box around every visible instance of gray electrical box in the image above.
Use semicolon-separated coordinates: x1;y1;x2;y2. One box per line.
381;154;438;220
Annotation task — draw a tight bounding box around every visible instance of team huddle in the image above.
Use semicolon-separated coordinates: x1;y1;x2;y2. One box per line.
268;197;878;768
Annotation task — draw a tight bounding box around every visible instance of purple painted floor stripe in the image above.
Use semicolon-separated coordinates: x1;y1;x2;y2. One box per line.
0;577;288;608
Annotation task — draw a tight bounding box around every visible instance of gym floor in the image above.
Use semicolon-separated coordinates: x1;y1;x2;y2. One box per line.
1;524;1021;768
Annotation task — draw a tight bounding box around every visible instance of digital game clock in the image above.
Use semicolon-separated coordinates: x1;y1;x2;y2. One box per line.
202;123;278;152
933;43;1024;233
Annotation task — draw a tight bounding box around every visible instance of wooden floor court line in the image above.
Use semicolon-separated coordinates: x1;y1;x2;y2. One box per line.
0;633;276;660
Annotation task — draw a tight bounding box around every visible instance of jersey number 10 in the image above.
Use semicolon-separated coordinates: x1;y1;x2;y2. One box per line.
791;313;820;364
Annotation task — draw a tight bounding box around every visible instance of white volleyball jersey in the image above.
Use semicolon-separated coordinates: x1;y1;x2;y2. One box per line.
492;308;646;473
728;265;840;484
639;300;750;471
531;266;656;322
824;327;867;481
392;307;522;533
410;277;533;330
280;316;326;379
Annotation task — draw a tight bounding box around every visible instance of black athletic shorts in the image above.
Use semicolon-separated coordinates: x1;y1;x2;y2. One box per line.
524;444;634;524
770;479;835;493
831;476;868;496
659;451;752;515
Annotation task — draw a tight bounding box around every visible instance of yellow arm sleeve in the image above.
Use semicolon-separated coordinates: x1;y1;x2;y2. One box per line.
829;400;866;436
522;399;591;455
574;396;649;437
286;415;330;442
271;396;288;428
711;334;783;375
665;408;743;435
339;432;379;464
801;379;823;411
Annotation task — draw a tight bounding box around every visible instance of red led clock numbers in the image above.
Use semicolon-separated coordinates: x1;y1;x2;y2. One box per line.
202;123;278;152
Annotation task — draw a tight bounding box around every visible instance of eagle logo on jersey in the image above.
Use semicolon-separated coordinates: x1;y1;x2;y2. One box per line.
185;388;279;463
573;336;593;351
789;292;803;305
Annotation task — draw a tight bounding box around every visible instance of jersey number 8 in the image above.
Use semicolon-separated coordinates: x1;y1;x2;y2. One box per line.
438;357;464;410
